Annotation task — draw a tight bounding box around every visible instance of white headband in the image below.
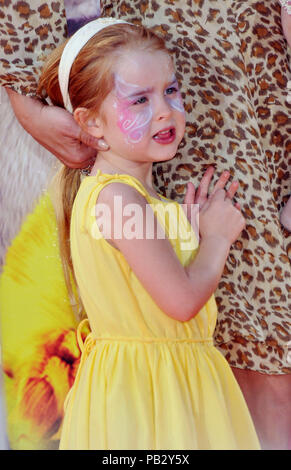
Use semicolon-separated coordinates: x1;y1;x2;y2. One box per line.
58;17;130;113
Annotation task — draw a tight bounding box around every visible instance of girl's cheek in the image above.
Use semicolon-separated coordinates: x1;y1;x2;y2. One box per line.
166;90;185;114
116;102;153;144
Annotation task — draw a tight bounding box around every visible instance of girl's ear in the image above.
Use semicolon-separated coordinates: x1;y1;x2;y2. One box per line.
74;107;104;139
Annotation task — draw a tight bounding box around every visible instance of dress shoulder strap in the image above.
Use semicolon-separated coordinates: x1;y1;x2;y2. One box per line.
94;170;148;196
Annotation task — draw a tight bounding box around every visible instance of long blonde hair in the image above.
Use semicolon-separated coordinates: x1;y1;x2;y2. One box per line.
37;23;168;320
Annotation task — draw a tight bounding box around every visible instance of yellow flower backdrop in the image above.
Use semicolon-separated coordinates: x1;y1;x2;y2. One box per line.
0;2;101;449
0;192;88;449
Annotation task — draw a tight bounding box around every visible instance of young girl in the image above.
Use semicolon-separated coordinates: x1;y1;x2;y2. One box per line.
37;17;260;450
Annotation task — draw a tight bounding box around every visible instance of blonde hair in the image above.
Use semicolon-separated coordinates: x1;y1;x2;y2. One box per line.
37;23;168;320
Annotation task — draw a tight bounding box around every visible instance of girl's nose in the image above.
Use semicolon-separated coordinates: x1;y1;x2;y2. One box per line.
155;97;172;120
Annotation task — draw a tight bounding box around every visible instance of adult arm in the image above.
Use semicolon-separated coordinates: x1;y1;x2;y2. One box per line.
1;1;99;167
6;87;98;168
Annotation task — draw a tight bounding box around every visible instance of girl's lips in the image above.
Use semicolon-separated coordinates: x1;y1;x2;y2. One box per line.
153;127;176;144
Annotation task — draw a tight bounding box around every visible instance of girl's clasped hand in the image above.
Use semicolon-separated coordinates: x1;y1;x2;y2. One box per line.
184;165;245;246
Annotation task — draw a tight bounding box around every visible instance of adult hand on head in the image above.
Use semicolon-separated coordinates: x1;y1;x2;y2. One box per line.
5;87;100;169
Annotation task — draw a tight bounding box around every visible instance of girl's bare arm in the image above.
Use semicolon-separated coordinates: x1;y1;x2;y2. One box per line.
96;182;245;322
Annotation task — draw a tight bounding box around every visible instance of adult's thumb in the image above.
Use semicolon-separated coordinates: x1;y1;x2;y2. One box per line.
79;129;100;149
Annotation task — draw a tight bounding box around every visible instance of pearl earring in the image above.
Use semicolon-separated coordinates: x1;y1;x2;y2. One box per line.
97;139;109;150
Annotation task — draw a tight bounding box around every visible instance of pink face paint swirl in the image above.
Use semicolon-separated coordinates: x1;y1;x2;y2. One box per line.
117;103;153;144
114;74;153;144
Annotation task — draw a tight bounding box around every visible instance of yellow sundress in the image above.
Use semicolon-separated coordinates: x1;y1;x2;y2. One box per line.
59;170;260;450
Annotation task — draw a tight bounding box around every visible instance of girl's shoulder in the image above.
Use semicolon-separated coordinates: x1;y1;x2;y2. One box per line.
77;172;151;239
81;170;159;207
83;170;146;196
96;178;147;206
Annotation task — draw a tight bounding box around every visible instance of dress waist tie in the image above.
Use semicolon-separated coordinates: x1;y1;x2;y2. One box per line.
63;319;213;411
63;318;94;411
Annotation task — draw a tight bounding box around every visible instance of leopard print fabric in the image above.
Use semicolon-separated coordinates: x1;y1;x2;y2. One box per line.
0;0;67;96
101;0;291;374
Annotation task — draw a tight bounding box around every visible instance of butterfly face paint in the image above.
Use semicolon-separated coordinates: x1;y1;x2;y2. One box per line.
114;74;153;144
165;76;185;114
114;73;185;145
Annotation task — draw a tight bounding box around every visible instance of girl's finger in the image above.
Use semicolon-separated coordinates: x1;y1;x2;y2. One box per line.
225;180;239;200
195;166;215;203
210;188;227;201
184;182;196;205
211;170;231;195
183;182;196;222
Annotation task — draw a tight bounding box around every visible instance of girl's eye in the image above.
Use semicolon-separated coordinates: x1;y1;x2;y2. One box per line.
133;96;147;105
165;86;178;95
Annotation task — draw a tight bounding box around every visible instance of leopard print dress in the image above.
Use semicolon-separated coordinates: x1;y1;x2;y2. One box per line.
100;0;291;375
1;0;290;374
0;0;67;96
